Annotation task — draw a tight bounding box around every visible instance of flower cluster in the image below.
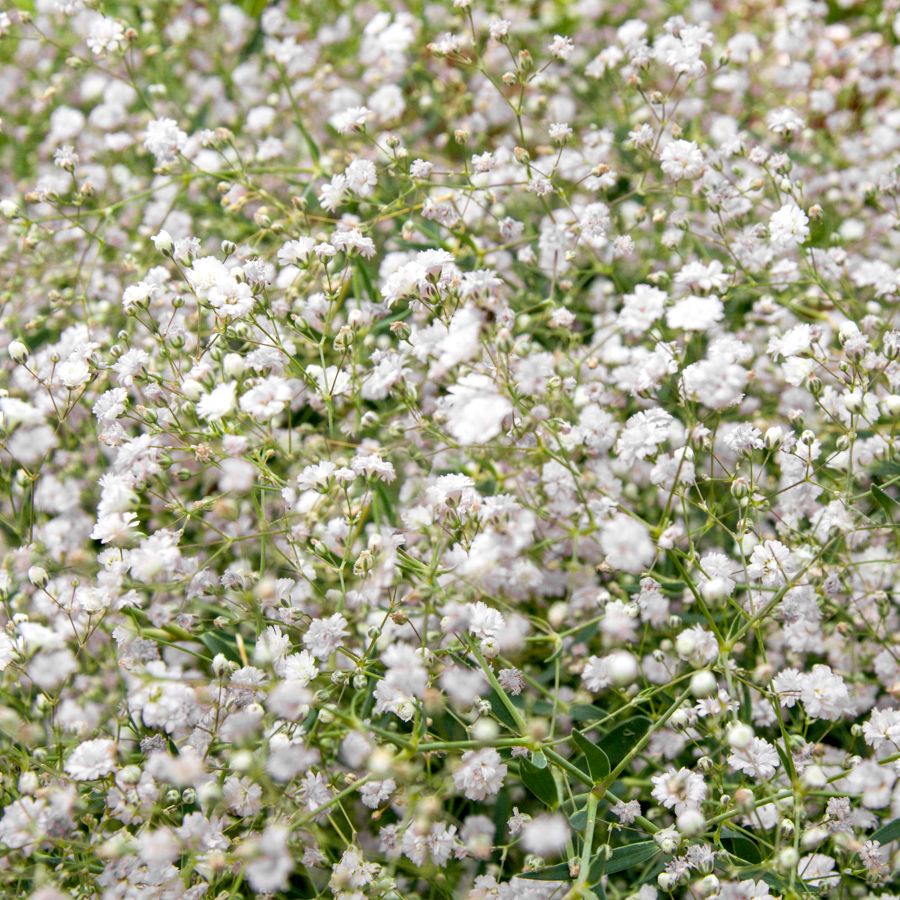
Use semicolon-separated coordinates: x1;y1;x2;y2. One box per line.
0;0;899;898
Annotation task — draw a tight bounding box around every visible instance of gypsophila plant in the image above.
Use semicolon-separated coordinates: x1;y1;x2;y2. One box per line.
0;0;899;897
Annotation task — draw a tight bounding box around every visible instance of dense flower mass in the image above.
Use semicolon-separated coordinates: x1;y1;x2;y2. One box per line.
0;0;899;897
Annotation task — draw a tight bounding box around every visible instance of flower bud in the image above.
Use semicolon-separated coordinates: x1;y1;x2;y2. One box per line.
118;765;142;785
676;808;705;836
843;390;864;413
212;653;231;676
368;747;395;775
472;718;499;741
764;426;783;449
181;378;203;401
28;566;48;587
18;771;39;794
230;750;254;772
881;395;900;417
223;353;244;378
547;601;567;629
607;650;639;686
654;826;679;854
777;847;798;870
690;670;717;698
726;722;754;750
730;476;749;499
657;872;676;891
151;230;173;254
698;576;726;604
675;630;696;659
801;764;827;789
693;875;720;898
7;340;28;363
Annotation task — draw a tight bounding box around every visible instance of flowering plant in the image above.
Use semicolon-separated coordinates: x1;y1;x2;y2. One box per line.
0;0;899;898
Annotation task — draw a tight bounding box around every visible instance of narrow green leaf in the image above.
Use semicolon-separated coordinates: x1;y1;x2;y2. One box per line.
572;731;611;781
872;484;897;520
519;758;558;808
569;704;607;721
590;841;659;879
198;630;241;663
597;716;652;768
871;817;900;845
722;836;762;863
518;863;570;881
487;689;519;730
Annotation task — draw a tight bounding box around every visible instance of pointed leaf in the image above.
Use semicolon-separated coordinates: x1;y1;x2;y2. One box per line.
519;758;558;808
590;841;659;880
871;817;900;845
518;863;571;881
572;731;611;781
872;485;897;521
597;716;652;769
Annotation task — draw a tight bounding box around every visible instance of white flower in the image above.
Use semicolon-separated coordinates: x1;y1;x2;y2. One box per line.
769;204;809;248
767;107;804;135
660;140;704;180
863;708;900;751
666;295;724;331
330;105;371;133
245;825;293;892
443;374;511;445
453;748;507;801
620;284;667;335
303;613;348;660
85;15;126;55
600;514;655;574
616;408;674;465
800;665;851;721
548;34;574;60
240;377;292;419
651;767;707;814
344;159;377;196
90;511;139;545
728;737;780;778
197;382;237;420
0;633;15;671
144;118;187;164
681;356;747;410
65;739;117;780
746;540;794;586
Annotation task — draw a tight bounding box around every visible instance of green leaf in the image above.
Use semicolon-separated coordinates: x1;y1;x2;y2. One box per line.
519;758;558;808
569;704;607;721
572;731;611;781
569;806;588;831
758;871;815;894
871;817;900;845
520;842;660;884
518;863;571;881
872;484;897;521
589;841;660;880
199;630;241;663
722;836;762;863
597;716;652;768
488;689;519;730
